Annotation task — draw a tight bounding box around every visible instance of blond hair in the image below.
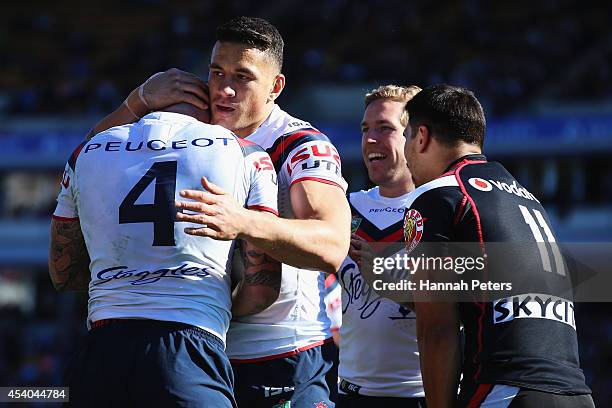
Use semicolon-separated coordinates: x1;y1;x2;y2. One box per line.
364;85;422;126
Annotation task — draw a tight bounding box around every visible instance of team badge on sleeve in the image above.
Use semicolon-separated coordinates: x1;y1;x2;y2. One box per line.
403;209;424;252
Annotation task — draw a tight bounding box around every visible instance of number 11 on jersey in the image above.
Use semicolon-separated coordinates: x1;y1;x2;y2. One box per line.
519;204;565;276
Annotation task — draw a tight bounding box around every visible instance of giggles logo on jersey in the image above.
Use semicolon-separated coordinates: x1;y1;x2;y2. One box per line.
468;177;493;191
403;209;424;252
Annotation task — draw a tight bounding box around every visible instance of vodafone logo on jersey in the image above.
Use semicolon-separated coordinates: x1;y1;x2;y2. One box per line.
403;209;424;253
468;177;492;191
467;177;540;202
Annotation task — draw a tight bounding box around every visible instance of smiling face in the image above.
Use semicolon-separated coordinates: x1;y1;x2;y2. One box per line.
361;99;413;194
208;41;282;137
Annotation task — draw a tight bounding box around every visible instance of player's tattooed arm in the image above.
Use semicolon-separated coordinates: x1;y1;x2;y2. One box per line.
231;240;281;317
49;219;91;292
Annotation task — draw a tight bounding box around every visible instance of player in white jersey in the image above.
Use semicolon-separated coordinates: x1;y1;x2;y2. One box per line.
49;103;279;407
85;17;350;408
336;85;427;408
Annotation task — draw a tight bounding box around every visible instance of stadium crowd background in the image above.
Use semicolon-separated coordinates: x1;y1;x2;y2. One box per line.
0;1;611;406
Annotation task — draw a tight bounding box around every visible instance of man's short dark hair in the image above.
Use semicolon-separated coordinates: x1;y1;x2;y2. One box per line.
216;16;284;72
405;84;486;148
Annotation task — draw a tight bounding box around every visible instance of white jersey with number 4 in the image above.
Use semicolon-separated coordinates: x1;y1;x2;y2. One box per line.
226;104;348;361
338;187;424;397
53;111;278;343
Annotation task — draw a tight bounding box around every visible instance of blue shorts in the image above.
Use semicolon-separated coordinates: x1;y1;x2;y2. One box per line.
64;319;236;407
231;340;336;408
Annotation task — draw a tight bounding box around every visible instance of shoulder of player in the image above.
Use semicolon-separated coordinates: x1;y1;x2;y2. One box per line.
274;107;314;132
348;189;367;202
408;174;465;210
66;140;88;172
273;126;332;149
348;186;379;205
266;127;336;171
234;136;267;158
72;124;133;169
90;121;134;141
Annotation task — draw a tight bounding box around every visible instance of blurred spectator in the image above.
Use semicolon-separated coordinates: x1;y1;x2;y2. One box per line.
1;0;611;116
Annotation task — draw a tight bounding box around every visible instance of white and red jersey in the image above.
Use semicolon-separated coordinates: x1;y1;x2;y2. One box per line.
338;187;424;397
226;104;348;361
53;112;278;342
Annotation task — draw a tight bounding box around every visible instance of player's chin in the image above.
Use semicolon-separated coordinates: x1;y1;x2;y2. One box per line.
366;167;389;185
210;111;237;127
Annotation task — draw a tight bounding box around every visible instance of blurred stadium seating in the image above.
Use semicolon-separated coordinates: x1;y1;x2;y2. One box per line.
0;1;610;405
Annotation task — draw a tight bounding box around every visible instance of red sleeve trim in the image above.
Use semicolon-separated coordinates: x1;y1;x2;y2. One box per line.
52;215;79;222
289;176;345;191
453;195;468;226
230;337;333;364
247;205;279;216
454;161;488;380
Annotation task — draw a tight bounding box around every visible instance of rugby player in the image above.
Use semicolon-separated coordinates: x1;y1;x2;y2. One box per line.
336;85;426;408
49;103;279;407
88;17;350;408
402;84;594;407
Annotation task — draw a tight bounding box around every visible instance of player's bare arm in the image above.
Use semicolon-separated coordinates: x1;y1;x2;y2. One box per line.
415;300;461;408
48;219;91;291
231;239;281;317
176;177;351;274
85;68;209;139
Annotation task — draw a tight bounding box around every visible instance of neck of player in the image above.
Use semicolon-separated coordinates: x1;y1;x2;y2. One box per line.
438;145;482;178
378;177;415;198
162;103;210;123
419;144;482;186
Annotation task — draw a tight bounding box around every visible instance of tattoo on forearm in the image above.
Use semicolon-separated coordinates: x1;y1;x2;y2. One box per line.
241;241;281;291
49;220;91;291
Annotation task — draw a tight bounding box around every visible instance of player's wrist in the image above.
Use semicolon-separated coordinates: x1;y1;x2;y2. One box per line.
236;207;257;240
126;87;150;118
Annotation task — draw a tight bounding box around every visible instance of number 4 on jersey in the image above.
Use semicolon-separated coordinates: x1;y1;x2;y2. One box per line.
119;161;177;246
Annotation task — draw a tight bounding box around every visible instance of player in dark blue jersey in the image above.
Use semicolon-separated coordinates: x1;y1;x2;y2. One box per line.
402;84;594;408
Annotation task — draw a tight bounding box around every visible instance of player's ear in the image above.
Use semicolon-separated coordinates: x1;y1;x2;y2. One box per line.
417;125;431;154
269;73;285;102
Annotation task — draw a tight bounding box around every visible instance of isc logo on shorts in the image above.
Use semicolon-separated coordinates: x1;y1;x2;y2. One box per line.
492;293;576;329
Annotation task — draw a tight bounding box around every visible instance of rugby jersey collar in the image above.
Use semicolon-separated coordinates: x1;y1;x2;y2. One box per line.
142;111;201;124
443;154;487;173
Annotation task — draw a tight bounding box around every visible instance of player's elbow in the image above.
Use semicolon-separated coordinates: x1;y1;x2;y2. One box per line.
48;262;64;292
324;252;346;275
50;278;64;292
319;236;350;274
